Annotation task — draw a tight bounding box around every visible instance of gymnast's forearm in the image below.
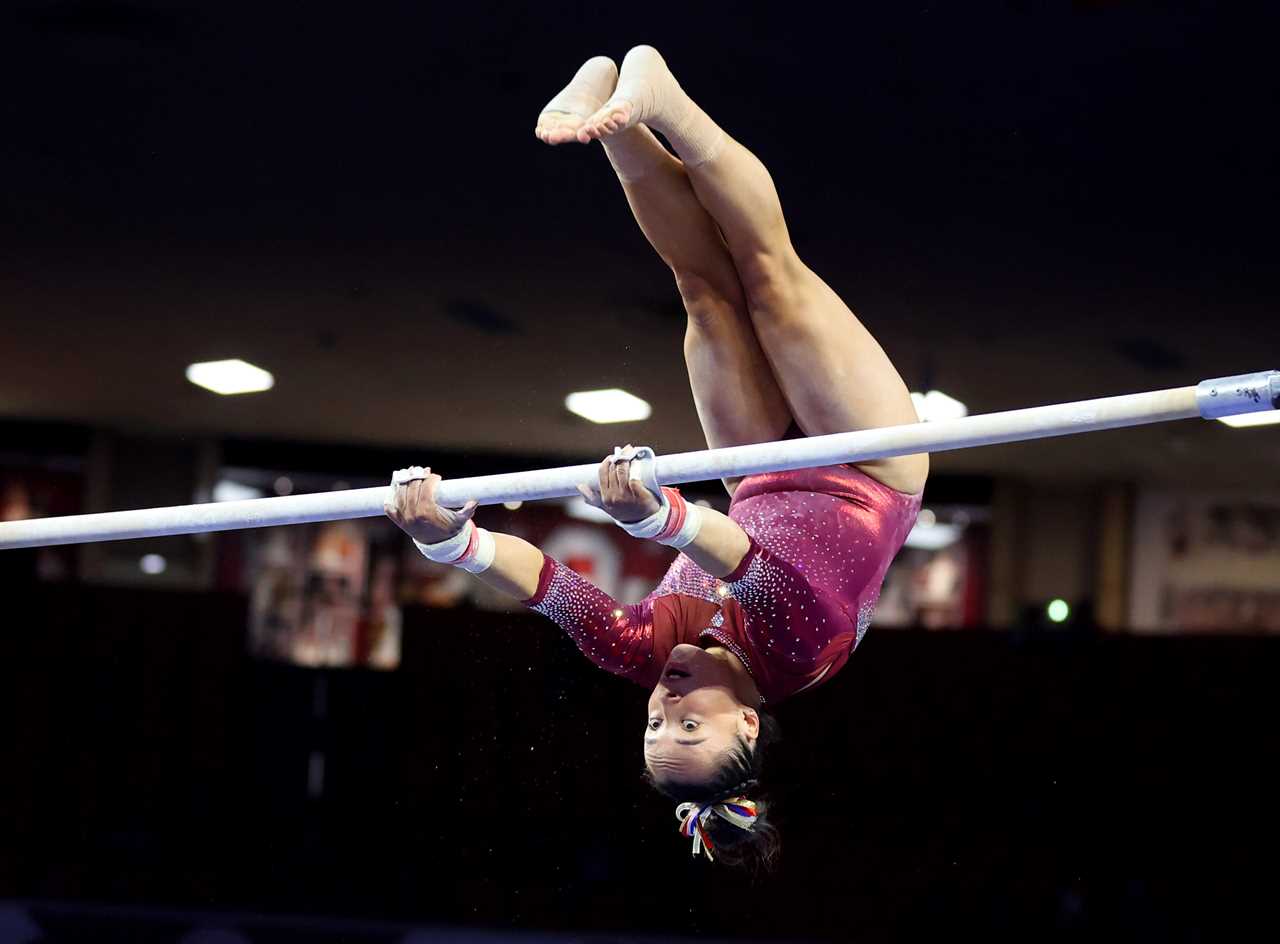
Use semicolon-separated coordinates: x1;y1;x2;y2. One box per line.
470;531;545;600
587;449;752;577
673;506;751;579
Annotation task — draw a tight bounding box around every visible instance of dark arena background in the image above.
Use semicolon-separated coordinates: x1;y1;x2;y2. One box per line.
2;2;1279;942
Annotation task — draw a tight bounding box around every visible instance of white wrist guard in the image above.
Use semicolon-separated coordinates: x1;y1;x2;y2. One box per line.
414;520;496;574
616;486;703;549
600;445;702;549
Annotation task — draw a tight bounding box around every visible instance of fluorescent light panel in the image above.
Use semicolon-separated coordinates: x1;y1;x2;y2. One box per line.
903;522;963;551
565;388;651;424
911;389;968;422
186;359;275;395
212;480;265;503
1217;412;1280;428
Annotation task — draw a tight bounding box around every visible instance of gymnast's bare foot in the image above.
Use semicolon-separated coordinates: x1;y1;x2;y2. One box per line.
535;56;618;145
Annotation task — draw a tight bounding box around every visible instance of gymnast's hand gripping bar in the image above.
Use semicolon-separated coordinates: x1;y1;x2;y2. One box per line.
1;371;1275;550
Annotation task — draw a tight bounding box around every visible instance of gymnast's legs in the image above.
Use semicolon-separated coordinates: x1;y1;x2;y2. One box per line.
537;57;793;497
562;47;930;496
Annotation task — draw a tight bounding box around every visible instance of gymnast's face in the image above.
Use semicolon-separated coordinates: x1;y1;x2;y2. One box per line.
644;644;760;784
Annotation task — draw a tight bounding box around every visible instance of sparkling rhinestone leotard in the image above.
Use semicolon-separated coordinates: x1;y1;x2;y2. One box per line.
524;463;921;704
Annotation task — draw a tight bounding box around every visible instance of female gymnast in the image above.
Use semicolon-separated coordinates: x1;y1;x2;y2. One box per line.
385;46;928;870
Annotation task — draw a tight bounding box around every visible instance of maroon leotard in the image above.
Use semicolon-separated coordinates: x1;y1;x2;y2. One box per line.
524;463;921;705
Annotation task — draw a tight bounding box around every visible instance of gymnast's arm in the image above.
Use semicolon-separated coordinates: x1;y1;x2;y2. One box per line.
662;505;749;577
382;466;545;600
472;532;544;600
577;449;751;578
383;466;668;680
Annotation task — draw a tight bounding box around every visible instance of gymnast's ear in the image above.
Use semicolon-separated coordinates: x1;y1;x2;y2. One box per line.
740;707;760;741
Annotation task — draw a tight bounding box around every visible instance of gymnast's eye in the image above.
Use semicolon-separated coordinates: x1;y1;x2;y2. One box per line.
647;718;661;731
681;720;700;732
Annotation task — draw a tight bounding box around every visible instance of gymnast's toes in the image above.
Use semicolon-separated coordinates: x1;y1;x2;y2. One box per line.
535;111;589;145
576;99;635;143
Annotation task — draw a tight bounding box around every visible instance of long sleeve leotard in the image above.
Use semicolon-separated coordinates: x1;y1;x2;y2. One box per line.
523;463;921;704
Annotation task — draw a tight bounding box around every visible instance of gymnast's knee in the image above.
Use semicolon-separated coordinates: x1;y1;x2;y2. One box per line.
732;247;809;315
673;269;743;327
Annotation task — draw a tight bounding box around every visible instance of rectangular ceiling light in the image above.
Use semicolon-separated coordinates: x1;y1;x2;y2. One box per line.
186;359;275;395
911;389;968;422
565;388;652;424
212;479;265;502
903;521;963;551
1217;412;1280;428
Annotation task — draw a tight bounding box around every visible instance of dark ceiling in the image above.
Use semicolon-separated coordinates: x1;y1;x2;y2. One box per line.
2;1;1277;486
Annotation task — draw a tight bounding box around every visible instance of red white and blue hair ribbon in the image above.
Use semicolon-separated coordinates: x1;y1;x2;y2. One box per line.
675;797;758;861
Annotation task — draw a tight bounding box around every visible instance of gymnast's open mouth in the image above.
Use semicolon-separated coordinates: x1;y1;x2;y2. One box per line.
664;667;692;679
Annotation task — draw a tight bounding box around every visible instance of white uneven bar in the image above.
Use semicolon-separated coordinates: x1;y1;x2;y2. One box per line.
1;371;1276;550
